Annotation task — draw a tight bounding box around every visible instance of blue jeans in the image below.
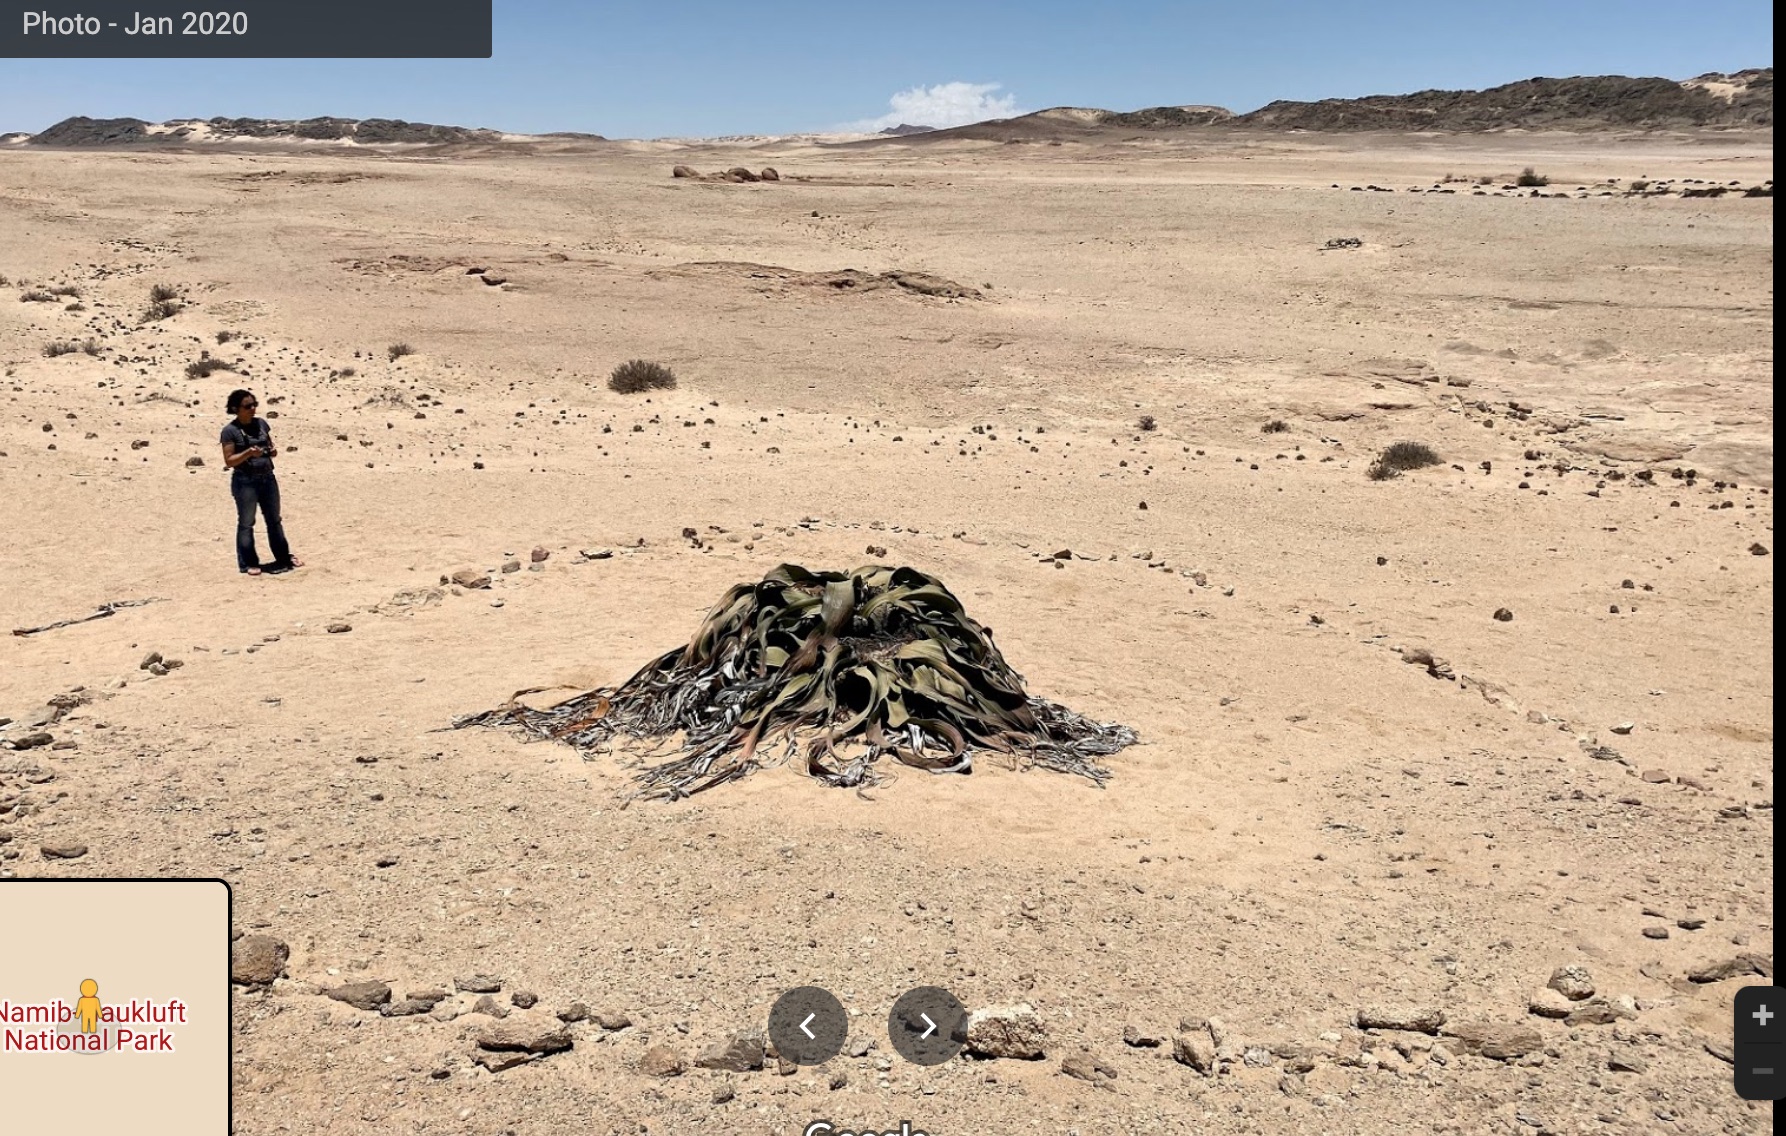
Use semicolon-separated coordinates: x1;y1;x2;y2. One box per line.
232;474;292;572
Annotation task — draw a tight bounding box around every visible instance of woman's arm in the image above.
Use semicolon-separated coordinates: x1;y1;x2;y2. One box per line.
222;441;265;468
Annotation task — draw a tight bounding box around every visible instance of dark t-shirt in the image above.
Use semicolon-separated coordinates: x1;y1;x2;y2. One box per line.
221;418;274;478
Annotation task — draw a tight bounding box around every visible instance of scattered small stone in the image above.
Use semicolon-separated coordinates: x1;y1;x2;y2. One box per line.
474;1011;573;1056
1608;1053;1648;1073
1678;918;1707;931
40;841;88;860
1566;998;1636;1026
230;934;289;987
510;991;539;1009
1687;954;1773;983
471;994;509;1019
382;998;435;1017
594;1009;633;1031
11;732;54;750
639;1045;687;1077
1122;1024;1165;1048
139;651;163;670
455;973;503;994
1493;607;1514;622
501;560;521;574
472;1049;533;1073
1528;988;1573;1019
450;568;492;590
326;622;352;634
530;546;550;563
580;548;614;560
1440;1021;1542;1060
1639;769;1670;783
1548;965;1596;1001
325;980;392;1011
1641;925;1671;940
695;1032;765;1072
829;1069;848;1090
964;1003;1047;1059
1356;1005;1445;1034
1750;543;1769;556
1173;1030;1217;1073
557;1002;590;1023
185;455;204;467
711;1083;736;1105
1060;1053;1114;1082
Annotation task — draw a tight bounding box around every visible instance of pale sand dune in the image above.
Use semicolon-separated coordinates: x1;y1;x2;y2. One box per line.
0;131;1772;1133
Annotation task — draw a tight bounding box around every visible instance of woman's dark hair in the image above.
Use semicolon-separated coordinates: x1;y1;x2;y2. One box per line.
226;389;256;413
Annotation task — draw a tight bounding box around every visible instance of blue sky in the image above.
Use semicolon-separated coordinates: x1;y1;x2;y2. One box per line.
0;0;1772;136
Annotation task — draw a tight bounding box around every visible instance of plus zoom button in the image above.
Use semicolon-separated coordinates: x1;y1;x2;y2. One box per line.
1736;985;1782;1046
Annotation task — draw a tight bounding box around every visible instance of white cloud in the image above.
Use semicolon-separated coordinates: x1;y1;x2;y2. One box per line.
848;81;1024;131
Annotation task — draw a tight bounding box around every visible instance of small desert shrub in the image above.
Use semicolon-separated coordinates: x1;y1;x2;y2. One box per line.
43;339;100;358
1137;415;1157;432
185;356;234;379
1261;419;1289;434
148;282;181;303
1370;440;1442;479
1629;180;1651;192
333;366;357;378
1516;167;1548;187
143;297;184;322
0;273;9;286
1477;175;1494;186
20;289;55;303
49;284;80;297
65;302;85;311
387;342;415;361
217;329;238;344
608;359;677;394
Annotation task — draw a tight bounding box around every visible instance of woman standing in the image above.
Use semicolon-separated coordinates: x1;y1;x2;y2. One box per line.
220;388;302;576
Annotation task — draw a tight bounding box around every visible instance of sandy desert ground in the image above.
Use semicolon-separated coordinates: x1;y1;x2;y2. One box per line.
0;128;1775;1135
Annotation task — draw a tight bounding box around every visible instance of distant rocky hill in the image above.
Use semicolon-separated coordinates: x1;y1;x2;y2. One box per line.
1234;69;1772;131
878;123;935;136
25;115;515;146
862;69;1771;144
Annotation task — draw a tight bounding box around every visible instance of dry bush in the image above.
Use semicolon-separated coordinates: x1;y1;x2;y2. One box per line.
1630;180;1651;192
49;284;81;297
185;356;235;379
1516;167;1549;187
387;342;415;361
43;339;100;358
1262;419;1289;434
142;298;183;322
608;359;677;393
1137;415;1157;432
1369;440;1442;480
217;329;238;344
20;289;55;303
148;282;180;303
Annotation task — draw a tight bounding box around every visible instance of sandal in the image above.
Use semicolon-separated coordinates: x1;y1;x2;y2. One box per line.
244;566;262;577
